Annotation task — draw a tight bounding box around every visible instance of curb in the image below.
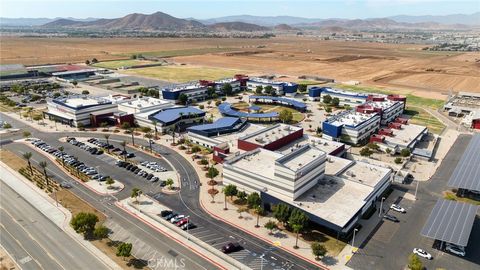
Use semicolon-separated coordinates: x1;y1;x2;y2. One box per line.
114;201;230;270
199;199;330;270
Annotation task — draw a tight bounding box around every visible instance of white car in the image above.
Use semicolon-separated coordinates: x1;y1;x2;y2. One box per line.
445;244;466;257
390;204;406;213
413;248;432;260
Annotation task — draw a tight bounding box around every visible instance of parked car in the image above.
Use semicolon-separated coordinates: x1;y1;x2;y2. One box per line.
60;181;72;188
390;204;406;213
164;213;177;220
160;210;173;217
171;215;185;223
221;243;242;254
383;214;399;223
182;223;196;230
413;248;432;260
175;218;189;227
445;244;466;257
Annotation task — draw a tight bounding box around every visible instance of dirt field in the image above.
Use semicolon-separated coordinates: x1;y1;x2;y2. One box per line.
2;36;479;96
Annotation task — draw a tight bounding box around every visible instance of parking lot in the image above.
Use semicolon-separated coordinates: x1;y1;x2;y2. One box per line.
348;134;480;270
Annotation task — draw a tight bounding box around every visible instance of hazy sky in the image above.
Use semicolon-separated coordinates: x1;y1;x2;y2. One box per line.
1;0;479;19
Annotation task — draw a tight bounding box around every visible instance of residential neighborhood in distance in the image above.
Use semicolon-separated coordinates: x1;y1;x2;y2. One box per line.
0;1;479;270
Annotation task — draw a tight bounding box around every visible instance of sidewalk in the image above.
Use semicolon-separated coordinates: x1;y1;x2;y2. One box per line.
0;161;121;270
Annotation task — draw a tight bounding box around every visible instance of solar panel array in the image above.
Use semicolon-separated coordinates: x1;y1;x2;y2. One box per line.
447;134;480;192
421;199;478;246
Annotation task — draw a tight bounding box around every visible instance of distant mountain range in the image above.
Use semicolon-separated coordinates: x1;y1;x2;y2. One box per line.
1;11;477;31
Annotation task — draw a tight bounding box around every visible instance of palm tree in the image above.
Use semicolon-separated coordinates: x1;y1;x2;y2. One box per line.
292;224;302;249
23;152;33;175
145;132;153;152
128;127;135;146
39;161;49;187
120;141;127;161
254;205;263;228
152;120;158;139
104;134;111;153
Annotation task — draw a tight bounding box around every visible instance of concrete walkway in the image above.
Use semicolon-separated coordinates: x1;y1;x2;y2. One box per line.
0;161;121;270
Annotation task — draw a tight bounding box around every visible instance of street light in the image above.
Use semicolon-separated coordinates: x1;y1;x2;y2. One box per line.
414;180;419;200
379;197;386;217
351;228;359;253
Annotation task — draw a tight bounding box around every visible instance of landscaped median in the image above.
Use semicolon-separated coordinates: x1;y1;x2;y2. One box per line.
115;195;251;270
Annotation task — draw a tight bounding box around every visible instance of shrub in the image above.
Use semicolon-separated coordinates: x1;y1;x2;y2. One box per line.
94;225;110;239
394;157;403;164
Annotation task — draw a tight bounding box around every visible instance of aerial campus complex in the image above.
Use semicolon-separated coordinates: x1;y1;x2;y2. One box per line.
1;4;480;270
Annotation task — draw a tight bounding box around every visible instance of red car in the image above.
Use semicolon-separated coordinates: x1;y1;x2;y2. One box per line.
175;218;189;227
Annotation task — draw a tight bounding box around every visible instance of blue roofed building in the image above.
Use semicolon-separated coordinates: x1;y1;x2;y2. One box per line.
309;87;369;106
323;110;381;145
135;106;205;133
248;96;307;112
187;117;247;137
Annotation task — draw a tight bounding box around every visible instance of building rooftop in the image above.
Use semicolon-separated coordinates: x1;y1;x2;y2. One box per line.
327;110;378;128
52;95;114;109
149;106;205;125
240;124;302;146
119;97;171;109
226;148;282;179
163;82;206;92
366;99;400;110
338;160;391;188
277;135;346;156
276;145;326;173
447;133;480;192
384;124;428;148
324;155;354;176
320;87;370;99
248;96;307;110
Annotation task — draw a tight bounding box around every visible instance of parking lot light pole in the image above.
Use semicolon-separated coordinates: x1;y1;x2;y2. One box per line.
351;228;359;253
379;197;386;217
414;180;419;200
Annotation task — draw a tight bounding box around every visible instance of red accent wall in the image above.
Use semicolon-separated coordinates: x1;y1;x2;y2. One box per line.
388;122;403;129
213;145;230;164
472;119;480;129
237;129;304;152
370;135;384;143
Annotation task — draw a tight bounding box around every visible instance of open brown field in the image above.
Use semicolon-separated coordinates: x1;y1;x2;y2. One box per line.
2;36;479;97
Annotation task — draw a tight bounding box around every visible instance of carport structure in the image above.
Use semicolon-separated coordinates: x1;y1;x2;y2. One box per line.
421;199;478;247
447;133;480;193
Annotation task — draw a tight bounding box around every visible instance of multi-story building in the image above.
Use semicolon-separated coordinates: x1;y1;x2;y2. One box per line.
323;110;381;144
357;97;404;125
44;95;127;127
246;77;298;96
309;87;369;106
117;97;174;115
161;82;209;103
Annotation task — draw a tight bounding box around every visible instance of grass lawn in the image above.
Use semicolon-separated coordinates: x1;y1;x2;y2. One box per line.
123;65;243;83
121;47;236;58
303;229;347;257
296;80;326;85
92;59;155;69
444;191;480;205
335;84;445;109
404;106;446;134
231;102;305;123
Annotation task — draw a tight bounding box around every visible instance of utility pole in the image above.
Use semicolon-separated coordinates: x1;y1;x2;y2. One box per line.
414;180;419;200
379;197;385;217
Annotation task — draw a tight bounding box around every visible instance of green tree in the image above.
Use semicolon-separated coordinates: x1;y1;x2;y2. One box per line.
140;126;152;133
131;187;142;203
359;147;373;157
85;59;91;65
222;184;238;210
247;192;261;209
116;242;132;261
206;166;219;180
70;212;99;238
322;94;332;104
400;148;411;157
93;225;109;239
237;191;247;203
215;100;222;107
22;130;31;138
106;177;115;189
292;224;303;249
386;148;392;154
178;93;188;105
72;81;78;87
120;141;127;161
394;157;403;164
221;83;233;96
39;161;49;187
279;109;293;123
121;122;131;130
264;220;277;235
104;134;111;153
255;85;263;94
331;97;340;107
367;142;380;151
253;205;263;228
53;92;61;98
273;203;291;226
311;242;327;260
207;86;216;97
91;58;98;63
298;84;307;93
325;107;332;113
32;114;42;124
81;90;89;95
288;208;309;228
264;85;274;95
165;178;174;190
22;152;33;175
408;253;423;270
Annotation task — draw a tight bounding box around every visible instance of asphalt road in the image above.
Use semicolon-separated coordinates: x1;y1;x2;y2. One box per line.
347;134;480;270
0;183;107;270
1;113;319;270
